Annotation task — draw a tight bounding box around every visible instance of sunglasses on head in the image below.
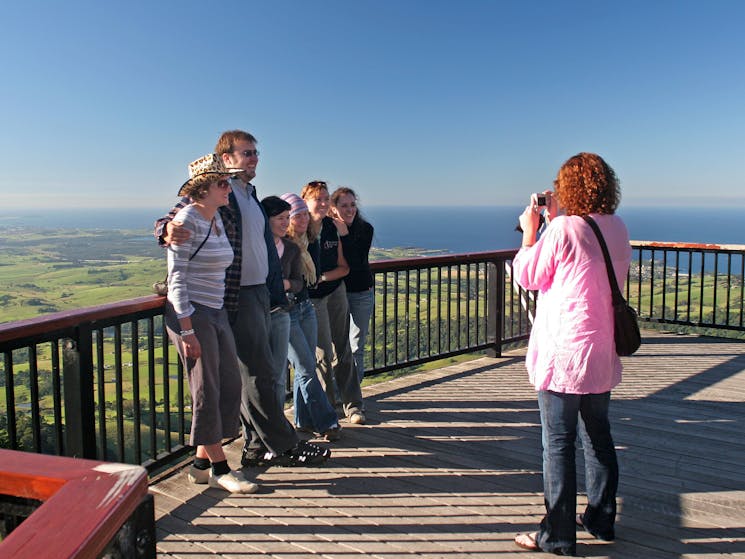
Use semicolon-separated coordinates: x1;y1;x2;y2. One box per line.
307;180;327;188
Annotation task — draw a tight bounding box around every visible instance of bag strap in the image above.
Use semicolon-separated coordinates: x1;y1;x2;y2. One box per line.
582;216;625;306
188;217;214;261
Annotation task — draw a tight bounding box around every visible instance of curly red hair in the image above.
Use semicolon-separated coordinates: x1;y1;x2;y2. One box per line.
554;153;620;216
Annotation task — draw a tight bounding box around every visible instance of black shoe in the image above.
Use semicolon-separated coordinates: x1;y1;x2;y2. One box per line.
241;445;268;467
576;514;615;542
285;440;331;466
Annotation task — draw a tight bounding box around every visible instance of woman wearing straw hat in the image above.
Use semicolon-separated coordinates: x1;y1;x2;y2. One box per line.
165;153;257;494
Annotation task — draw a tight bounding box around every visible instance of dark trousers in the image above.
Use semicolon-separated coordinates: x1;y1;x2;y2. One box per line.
536;390;618;555
312;282;363;415
231;285;298;455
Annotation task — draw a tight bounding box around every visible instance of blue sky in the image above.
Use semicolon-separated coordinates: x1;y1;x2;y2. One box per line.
1;0;743;209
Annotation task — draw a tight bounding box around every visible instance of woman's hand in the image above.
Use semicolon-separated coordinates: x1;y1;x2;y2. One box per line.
181;333;201;360
329;207;349;236
518;199;543;248
519;203;541;235
540;190;560;221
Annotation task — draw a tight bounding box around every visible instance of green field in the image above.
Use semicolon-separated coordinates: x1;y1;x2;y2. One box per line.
0;226;439;323
0;227;165;321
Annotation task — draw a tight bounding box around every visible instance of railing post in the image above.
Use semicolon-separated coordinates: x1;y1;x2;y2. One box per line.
486;260;503;357
62;324;98;459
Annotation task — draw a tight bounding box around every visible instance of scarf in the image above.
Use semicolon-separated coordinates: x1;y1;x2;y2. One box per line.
290;233;317;286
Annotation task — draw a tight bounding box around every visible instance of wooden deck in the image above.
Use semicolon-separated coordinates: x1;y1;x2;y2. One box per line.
151;331;745;558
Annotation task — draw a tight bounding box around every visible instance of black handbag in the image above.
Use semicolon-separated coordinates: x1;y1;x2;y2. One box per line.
153;218;214;296
583;216;641;356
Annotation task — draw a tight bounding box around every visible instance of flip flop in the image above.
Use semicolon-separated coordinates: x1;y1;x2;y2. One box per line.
514;532;540;551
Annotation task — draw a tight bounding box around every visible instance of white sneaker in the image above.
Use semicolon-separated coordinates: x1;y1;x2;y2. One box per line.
349;411;366;425
187;465;209;484
208;470;259;494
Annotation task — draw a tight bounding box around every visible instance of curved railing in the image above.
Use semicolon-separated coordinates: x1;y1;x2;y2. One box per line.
2;242;745;473
0;251;525;472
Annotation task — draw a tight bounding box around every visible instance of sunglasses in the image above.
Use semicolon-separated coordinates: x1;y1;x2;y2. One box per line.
307;180;327;188
214;179;231;190
236;149;260;157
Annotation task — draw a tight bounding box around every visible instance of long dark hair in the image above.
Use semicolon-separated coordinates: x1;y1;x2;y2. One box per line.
331;186;368;225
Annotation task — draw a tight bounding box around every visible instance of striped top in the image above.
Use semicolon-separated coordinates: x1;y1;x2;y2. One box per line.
167;205;234;319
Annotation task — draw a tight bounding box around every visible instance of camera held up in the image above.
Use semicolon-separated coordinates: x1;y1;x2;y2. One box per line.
515;192;548;233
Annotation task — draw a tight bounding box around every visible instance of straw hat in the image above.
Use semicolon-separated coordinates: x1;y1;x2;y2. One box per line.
178;153;235;196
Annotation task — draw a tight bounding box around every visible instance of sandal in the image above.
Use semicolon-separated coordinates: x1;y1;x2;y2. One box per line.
514;532;540;551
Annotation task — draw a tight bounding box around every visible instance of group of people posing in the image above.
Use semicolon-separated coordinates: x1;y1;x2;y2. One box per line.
155;130;374;495
156;135;630;557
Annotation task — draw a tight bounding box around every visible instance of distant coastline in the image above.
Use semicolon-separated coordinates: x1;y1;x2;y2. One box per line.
1;205;743;253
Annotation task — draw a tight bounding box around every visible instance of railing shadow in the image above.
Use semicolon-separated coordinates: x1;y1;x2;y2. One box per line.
154;336;745;557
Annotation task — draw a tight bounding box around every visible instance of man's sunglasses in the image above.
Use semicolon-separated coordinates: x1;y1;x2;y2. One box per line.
236;149;260;157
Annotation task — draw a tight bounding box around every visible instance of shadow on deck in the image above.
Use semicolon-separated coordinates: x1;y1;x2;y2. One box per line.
151;331;745;558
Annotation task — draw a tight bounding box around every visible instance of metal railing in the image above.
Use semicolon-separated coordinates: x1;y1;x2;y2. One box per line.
0;251;528;470
367;250;531;374
3;241;743;470
628;241;745;333
0;297;190;472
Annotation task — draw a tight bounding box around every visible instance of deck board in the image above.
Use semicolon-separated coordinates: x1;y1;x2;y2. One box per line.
151;331;745;558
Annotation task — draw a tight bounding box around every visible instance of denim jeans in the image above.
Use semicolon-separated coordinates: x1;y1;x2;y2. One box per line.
288;299;339;432
312;283;363;415
536;390;618;555
347;288;374;382
269;309;291;410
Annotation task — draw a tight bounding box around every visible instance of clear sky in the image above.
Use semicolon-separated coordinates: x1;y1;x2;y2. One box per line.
1;0;743;209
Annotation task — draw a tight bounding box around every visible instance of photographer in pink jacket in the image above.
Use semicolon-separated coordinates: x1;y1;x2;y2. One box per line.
512;153;631;556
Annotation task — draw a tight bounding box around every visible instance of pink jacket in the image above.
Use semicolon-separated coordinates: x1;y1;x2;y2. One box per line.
512;214;632;394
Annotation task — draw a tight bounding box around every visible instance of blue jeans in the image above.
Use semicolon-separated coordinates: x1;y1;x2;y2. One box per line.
536;390;618;555
288;299;338;432
347;288;374;382
269;309;291;410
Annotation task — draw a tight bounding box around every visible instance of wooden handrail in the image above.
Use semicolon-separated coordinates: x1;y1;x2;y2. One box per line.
631;240;745;251
370;249;517;271
0;449;151;558
0;295;165;345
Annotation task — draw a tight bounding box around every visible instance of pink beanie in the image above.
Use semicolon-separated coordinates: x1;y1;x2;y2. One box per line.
280;192;309;217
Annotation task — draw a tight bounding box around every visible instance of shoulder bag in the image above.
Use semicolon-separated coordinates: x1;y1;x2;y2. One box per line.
583;216;641;356
153;217;214;296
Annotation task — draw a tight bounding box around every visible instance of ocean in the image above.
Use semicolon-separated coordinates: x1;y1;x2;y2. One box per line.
0;206;741;253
